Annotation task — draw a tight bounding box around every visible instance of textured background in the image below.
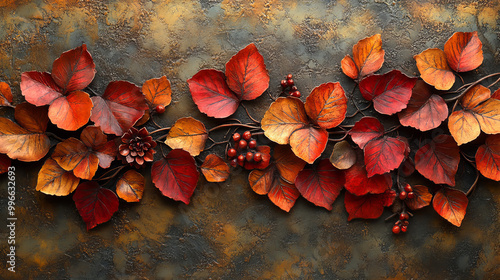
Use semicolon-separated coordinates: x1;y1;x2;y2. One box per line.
0;0;499;279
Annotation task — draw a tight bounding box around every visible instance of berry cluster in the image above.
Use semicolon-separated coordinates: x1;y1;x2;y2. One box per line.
392;212;410;234
280;74;301;98
398;184;415;200
227;131;262;167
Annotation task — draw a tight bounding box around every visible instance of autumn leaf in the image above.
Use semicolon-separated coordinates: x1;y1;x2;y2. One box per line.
359;70;417;115
248;166;275;195
51;138;99;180
414;48;455;90
21;71;63;106
142;76;172;109
415;135;460;186
165;117;208;156
225;43;269;101
90;80;148;136
273;144;306;184
433;187;468;227
398;80;448;131
475;134;500;181
73;181;119;230
151;149;199;204
289;126;328;164
364;136;406;177
344;189;396;221
0;118;50;162
51;44;96;93
341;34;385;80
0;154;10;174
330;140;356;170
0;81;13;107
116;170;145;202
201;154;230;183
405;185;432;210
444;31;483;73
48;91;93;131
349;117;384;149
492;88;500;100
36;158;80;196
261;97;308;145
344;152;392;196
295;159;344;210
14;102;49;133
80;126;116;169
304;82;347;129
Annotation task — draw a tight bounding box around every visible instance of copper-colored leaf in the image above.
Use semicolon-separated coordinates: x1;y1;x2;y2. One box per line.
90;81;148;136
444;31;483;72
225;43;270;101
51;44;96;93
20;71;62;106
165;117;208;156
261;97;308;145
475;134;500;181
73;181;119;231
273;144;306;184
243;145;271;170
359;70;417;115
344;189;396;221
398;80;448;131
80;126;116;169
364;136;406;177
36;158;80;196
433;187;468;227
51;138;99;180
268;176;300;212
14;102;49;133
201;154;230;183
116;170;145;202
492;88;500;100
448;110;481;146
414;48;455;90
415;135;460;186
248;166;275;195
0;154;10;174
330;140;356;170
304;82;347;129
0;118;50;161
142;76;172;108
344;153;392;196
0;81;13;106
151;149;199;204
48;91;93;131
341;34;385;80
295;159;344;210
405;185;432;210
289;126;328;164
349;116;384;149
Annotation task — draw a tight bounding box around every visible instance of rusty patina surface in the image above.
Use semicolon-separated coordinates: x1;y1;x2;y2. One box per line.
0;0;499;279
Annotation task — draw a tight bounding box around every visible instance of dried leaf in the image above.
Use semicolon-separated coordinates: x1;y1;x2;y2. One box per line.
73;181;119;230
51;138;99;180
116;170;145;202
415;135;460;186
261;97;308;145
267;176;300;212
14;102;49;133
201;154;230;182
36;158;80;196
341;34;385;80
0;154;10;174
414;48;455;90
248;166;275;195
80;126;116;169
329;140;356;170
273;144;306;184
0;118;50;162
433;187;468;227
142;76;172;108
475;134;500;181
289;126;328;164
304;82;347;129
444;31;483;72
165;117;208;156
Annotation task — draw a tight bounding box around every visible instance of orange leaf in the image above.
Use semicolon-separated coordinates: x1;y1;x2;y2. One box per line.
289;126;328;164
36;158;80;196
476;134;500;181
201;154;230;183
48;91;93;131
142;76;172;108
433;187;468;227
329;140;356;170
268;176;300;212
273;144;306;184
51;138;99;180
444;31;483;72
341;34;385;80
0;81;13;106
248;166;275;195
14;102;49;133
0;118;50;161
261;97;308;145
405;185;432;210
80;126;116;169
414;48;455;90
165;117;208;156
304;82;347;129
448;110;481;146
116;170;145;202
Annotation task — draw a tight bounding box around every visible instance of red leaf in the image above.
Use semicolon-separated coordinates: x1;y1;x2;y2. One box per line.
0;82;13;106
73;181;119;231
492;88;500;100
295;159;344;210
14;102;49;133
48;91;93;131
268;176;300;212
20;71;62;106
0;154;11;174
415;135;460;186
359;70;417;115
405;185;432;210
398;80;448;131
243;145;271;170
225;43;269;101
151;149;199;204
344;153;392;196
444;31;483;73
90;81;148;136
304;82;347;129
349;117;384;149
433;187;468;227
289;126;328;164
364;136;406;177
187;69;239;118
51;44;96;93
344;189;396;221
475;134;500;181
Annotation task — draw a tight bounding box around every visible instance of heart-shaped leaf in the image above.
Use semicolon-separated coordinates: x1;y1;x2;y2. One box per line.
405;185;432;210
248;166;276;195
349;116;384;149
364;136;406;177
344;152;392;196
36;158;80;196
444;31;483;72
344;189;396;221
0;82;13;107
14;102;49;133
51;138;99;180
329;140;356;170
433;187;468;227
116;170;145;202
142;76;172;108
151;149;199;204
415;135;460;186
225;43;269;101
304;82;347;129
398;80;448;131
20;71;62;106
267;176;300;212
201;154;230;183
273;144;306;184
165;117;208;156
73;181;119;230
341;34;385;80
295;159;344;210
414;48;455;90
48;91;93;131
475;134;500;181
289;126;328;164
0;154;10;174
0;118;50;162
51;44;96;93
261;97;308;145
90;81;148;136
359;70;417;115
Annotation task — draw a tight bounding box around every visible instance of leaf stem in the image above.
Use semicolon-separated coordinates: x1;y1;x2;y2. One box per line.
385;124;401;135
46;132;65;142
208;123;260;133
466;169;480;197
241;103;260;124
445;72;500;102
150;127;171;134
328;133;348;142
96;165;126;181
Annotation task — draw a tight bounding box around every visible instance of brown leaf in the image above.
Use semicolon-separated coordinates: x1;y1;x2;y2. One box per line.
329;140;356;170
0;81;13;106
0;118;50;162
51;138;99;180
36;158;80;196
273;144;306;184
116;170;145;202
201;154;230;182
304;82;347;129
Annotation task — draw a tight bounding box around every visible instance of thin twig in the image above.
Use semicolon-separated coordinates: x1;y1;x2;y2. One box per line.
46;132;65;142
445;72;500;102
150;118;162;129
86;87;99;96
385;212;398;221
208;123;260;133
466;169;480;197
241;103;260;124
487;77;500;89
347;84;368;117
385;124;401;134
455;73;465;85
205;139;229;150
328;133;348;142
96;165;126;181
150;127;171;134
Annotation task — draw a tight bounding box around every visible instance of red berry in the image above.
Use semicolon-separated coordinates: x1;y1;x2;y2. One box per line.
287;78;294;86
401;225;408;233
155;105;165;114
286;74;293;80
245;152;253;162
399;213;409;220
238;140;247;149
281;80;288;88
291;85;298;91
243;131;252;140
399;191;407;200
291;91;301;98
392;225;401;234
407;191;415;199
254;152;262;162
404;184;413;193
233;133;241;142
237;154;245;166
227;148;237;158
403;220;409;226
230;158;238;167
248;139;257;149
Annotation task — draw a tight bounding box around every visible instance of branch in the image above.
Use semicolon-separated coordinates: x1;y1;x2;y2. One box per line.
241;103;260;124
208;123;260;133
